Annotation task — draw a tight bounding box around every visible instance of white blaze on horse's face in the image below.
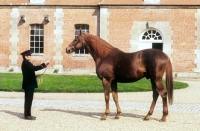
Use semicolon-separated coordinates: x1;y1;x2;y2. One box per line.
66;36;83;54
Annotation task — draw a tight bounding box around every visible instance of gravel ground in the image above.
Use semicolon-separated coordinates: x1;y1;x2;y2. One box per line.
0;79;200;131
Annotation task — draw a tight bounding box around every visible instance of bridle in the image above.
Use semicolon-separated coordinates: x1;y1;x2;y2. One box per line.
67;32;86;54
68;36;84;53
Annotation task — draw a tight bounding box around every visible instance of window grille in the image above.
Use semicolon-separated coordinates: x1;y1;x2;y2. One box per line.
142;29;162;41
30;24;44;54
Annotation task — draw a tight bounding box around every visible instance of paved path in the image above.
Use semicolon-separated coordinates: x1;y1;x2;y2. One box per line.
1;98;200;113
0;79;200;113
0;79;200;131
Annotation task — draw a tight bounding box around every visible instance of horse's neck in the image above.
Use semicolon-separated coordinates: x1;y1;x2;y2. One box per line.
84;34;115;61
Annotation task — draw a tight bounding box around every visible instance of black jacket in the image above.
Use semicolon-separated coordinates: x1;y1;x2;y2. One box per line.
21;59;46;90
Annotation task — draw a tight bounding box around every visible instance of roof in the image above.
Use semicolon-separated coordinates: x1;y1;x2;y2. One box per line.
99;0;200;6
44;0;101;6
0;0;200;6
0;0;101;6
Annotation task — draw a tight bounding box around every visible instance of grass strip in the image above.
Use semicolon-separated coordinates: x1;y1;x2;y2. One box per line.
0;73;188;93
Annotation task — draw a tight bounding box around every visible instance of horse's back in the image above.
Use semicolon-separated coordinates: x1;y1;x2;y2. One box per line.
140;49;169;66
114;49;169;82
140;49;168;58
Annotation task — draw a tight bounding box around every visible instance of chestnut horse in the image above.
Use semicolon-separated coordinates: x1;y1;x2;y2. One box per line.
66;30;173;122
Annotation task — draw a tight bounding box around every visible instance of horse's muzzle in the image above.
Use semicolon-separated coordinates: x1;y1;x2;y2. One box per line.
66;47;74;54
66;48;71;54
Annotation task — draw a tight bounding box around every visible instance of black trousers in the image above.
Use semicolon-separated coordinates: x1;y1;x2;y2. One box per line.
24;89;35;117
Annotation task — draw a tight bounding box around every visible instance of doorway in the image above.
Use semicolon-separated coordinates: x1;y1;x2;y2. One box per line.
152;43;163;51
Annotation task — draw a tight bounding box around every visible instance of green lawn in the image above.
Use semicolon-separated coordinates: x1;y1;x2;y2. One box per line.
0;73;188;93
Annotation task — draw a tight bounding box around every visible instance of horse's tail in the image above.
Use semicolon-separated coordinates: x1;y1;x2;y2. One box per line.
166;58;174;105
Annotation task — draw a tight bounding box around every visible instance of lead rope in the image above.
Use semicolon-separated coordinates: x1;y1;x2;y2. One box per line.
36;67;47;86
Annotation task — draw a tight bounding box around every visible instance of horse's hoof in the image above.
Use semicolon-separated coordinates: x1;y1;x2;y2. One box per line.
100;117;106;120
115;116;120;119
143;117;150;121
159;119;166;122
143;115;150;121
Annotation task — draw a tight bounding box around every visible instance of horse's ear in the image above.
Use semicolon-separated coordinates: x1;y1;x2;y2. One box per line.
79;29;82;35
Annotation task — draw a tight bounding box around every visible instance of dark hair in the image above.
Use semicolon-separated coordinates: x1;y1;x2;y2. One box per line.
22;55;26;60
22;54;31;60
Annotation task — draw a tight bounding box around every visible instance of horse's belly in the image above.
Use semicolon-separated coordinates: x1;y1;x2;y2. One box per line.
115;73;144;83
116;78;142;83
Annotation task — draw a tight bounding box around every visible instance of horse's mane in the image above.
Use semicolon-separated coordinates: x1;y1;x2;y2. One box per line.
84;34;122;58
85;33;114;50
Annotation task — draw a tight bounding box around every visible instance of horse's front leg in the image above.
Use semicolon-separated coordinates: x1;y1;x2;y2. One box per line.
101;78;111;120
111;81;121;119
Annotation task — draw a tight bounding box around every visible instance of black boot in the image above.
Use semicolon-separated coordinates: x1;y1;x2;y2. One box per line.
25;116;36;120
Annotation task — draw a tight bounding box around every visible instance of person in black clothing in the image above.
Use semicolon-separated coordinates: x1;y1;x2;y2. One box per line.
21;50;50;120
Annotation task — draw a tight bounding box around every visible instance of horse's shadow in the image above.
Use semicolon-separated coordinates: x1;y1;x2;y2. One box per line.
41;108;160;121
1;109;160;121
0;110;24;119
41;108;103;120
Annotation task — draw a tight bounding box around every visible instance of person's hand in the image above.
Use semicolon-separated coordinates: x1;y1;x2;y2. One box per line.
45;60;50;66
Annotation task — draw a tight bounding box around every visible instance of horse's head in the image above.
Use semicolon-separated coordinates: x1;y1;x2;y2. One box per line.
66;30;85;54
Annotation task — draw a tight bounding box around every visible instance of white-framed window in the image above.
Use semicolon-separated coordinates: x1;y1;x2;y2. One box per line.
30;24;44;54
144;0;160;4
139;29;163;50
74;24;89;56
30;0;45;4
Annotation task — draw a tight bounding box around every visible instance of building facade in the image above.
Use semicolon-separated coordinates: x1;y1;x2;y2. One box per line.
0;0;200;77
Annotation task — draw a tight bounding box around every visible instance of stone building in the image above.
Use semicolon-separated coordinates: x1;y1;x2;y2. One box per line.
0;0;200;77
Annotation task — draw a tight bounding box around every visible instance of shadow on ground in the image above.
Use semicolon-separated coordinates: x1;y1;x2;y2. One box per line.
41;108;160;121
0;109;160;121
0;110;24;119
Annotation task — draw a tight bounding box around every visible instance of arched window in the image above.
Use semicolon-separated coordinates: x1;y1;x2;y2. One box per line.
142;29;162;41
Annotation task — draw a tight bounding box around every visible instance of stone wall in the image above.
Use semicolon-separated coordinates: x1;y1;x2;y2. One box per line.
100;6;199;77
0;5;200;77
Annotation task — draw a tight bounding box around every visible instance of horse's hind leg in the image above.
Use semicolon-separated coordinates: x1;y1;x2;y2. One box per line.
149;79;168;121
155;80;168;122
144;79;159;121
160;95;168;122
111;81;121;119
153;79;168;122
